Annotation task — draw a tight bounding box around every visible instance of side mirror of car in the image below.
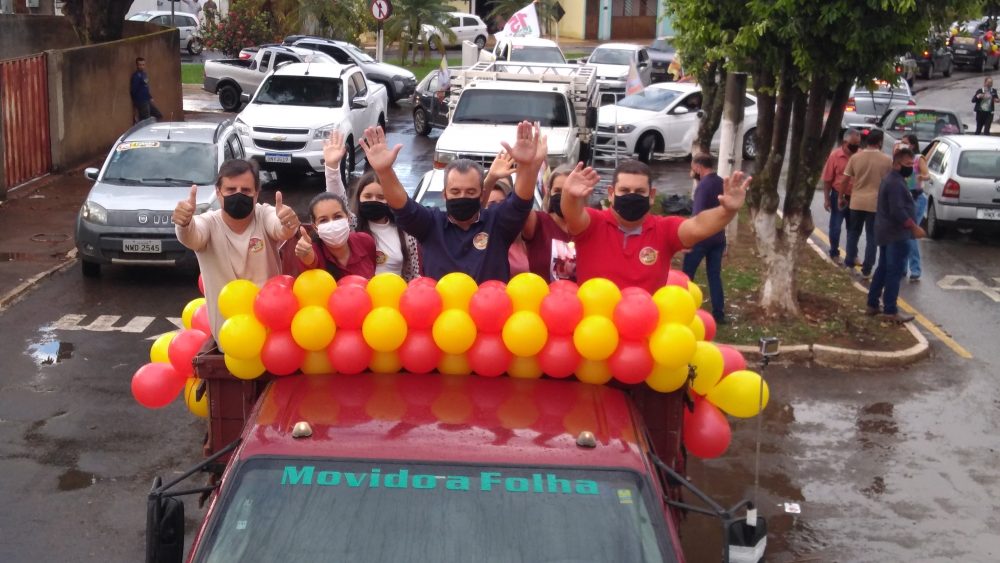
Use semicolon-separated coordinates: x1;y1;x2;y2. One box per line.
84;167;99;181
672;106;690;115
963;123;970;131
240;93;250;104
351;96;369;109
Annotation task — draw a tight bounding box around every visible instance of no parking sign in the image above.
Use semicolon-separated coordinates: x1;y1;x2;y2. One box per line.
370;0;392;21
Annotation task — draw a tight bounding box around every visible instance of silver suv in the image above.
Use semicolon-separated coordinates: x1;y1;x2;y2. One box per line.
75;119;244;277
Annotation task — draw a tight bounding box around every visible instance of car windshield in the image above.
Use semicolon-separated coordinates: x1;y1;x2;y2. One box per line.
952;36;979;46
344;43;375;63
510;46;566;64
590;48;633;65
885;110;962;142
618;88;682;111
650;38;674;51
957;150;1000;179
255;76;342;107
454;90;571;127
854;81;909;98
102;141;216;185
194;458;673;563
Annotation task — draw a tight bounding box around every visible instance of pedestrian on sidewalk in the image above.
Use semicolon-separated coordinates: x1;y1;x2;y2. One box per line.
821;129;860;262
897;133;929;281
866;147;925;323
971;77;999;135
682;153;727;324
130;57;162;122
838;128;891;278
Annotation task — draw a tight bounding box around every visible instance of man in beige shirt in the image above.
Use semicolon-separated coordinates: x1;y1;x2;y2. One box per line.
173;159;300;345
837;129;892;278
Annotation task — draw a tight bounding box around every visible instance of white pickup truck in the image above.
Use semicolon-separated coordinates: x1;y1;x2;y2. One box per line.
203;45;336;112
234;62;388;183
433;61;598;171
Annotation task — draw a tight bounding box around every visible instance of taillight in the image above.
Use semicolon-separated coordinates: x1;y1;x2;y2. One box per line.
923;50;930;58
907;100;916;106
978;41;984;50
943;179;961;197
895;65;903;73
845;97;856;112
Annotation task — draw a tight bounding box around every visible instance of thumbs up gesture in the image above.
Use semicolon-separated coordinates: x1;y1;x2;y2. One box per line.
172;185;198;227
294;226;316;265
274;191;299;233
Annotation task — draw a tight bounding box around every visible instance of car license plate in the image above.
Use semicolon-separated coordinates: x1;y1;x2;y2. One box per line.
123;239;162;253
955;49;968;54
264;152;292;164
976;208;1000;220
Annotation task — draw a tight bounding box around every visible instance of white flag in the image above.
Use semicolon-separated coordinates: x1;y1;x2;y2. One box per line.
625;59;644;96
495;2;541;41
439;54;450;88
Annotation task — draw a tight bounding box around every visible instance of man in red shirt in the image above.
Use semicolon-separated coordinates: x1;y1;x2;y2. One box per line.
821;129;860;262
561;160;750;293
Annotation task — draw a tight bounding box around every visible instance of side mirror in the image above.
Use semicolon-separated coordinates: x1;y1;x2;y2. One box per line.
672;106;690;115
351;96;369;109
240;92;250;104
145;478;185;563
85;167;99;180
963;123;969;131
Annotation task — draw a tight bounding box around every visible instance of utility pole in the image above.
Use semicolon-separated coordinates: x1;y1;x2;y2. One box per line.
718;72;747;238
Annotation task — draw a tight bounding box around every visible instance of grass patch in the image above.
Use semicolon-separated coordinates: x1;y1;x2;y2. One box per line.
674;212;916;351
181;63;204;85
389;56;463;81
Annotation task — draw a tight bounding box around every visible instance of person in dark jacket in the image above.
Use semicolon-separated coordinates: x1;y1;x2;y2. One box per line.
130;57;162;122
972;77;999;135
682;153;727;323
866;147;925;323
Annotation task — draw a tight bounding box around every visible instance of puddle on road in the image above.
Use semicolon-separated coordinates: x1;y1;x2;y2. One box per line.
58;468;96;491
26;338;75;366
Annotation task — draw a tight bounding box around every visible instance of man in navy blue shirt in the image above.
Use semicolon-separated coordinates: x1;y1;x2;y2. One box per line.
360;122;544;283
682;153;727;323
130;57;162;121
866;147;925;323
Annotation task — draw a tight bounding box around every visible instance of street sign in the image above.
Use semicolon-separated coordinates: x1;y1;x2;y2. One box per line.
553;1;566;23
370;0;392;21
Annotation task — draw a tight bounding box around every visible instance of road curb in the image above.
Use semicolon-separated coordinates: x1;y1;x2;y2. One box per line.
0;250;77;313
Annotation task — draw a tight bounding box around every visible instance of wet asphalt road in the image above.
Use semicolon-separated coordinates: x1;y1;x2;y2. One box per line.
1;73;999;561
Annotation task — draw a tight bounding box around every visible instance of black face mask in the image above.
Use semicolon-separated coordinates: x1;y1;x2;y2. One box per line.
847;144;860;153
548;193;563;217
223;192;255;220
613;193;651;222
899;165;913;178
446;196;481;222
359;200;392;222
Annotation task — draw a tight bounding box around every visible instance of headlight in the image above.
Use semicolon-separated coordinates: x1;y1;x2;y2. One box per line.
313;123;339;140
433;150;456;168
234;119;250;136
392;75;407;86
81;200;108;225
602;124;635;134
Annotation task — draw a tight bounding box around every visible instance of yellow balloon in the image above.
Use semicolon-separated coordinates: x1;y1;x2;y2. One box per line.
689;341;724;395
645;363;689;393
653;285;696;325
506;272;550;312
291;305;336;351
150;331;178;363
293;269;337;308
367;272;407;308
687;281;704;309
706;370;770;418
224;353;265;380
184;377;209;418
301;349;334;374
573;315;619;361
577;278;622;318
432;309;477;355
501;311;548;356
182;297;206;330
689;314;706;341
436;272;478;311
369;350;403;374
362;307;408;352
218;280;259;319
649;323;697;369
508;355;543;379
219;314;267;360
438;353;471;375
576;359;612;384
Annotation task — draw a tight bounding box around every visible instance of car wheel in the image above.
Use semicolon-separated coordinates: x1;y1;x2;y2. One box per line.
218;84;241;112
187;37;203;56
341;137;355;186
81;259;101;278
413;107;432;135
636;133;657;163
921;63;932;80
742;128;757;160
474;35;487;50
926;199;946;239
943;61;953;77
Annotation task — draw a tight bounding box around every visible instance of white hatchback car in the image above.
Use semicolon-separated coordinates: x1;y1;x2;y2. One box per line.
128;11;203;55
595;82;759;162
423;12;489;50
922;135;1000;238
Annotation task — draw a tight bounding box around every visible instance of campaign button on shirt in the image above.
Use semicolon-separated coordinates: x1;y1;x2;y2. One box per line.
473;232;489;250
249;237;264;253
639;246;658;266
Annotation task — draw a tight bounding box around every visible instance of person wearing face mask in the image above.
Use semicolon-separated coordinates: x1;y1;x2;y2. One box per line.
522;164;574;281
487;179;530;276
821;129;860;262
897;133;929;282
866;147;925;323
359;122;546;283
682;154;727;324
173;159;299;345
560;160;751;294
291;193;376;280
349;170;423;280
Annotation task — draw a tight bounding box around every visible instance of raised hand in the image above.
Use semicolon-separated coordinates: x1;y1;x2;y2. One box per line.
501;121;542;165
172;184;198;227
274;191;299;231
719;170;752;212
563;162;600;199
295;226;316;264
487;149;517;180
323;130;347;167
359;126;402;172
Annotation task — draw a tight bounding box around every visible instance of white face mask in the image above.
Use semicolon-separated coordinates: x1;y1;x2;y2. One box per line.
316;218;350;247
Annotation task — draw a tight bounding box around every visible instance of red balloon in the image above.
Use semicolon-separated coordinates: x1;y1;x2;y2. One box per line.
469;286;513;333
191;305;211;337
536;335;580;378
327;330;372;374
398;330;442;374
608;340;654;384
613;293;659;340
197;274;205;296
399;284;442;330
684;395;732;458
539;291;584;336
408;276;437;288
167;329;210;376
131;363;186;408
339;275;369;287
254;283;299;330
328;284;373;330
265;274;295;289
260;330;306;376
480;280;507;291
621;286;651;299
666;270;691;288
696;309;717;341
467;333;513;377
549;279;579;294
717;344;747;376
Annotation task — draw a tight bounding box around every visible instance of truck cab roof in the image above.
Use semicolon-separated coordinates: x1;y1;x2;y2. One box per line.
271;61;356;78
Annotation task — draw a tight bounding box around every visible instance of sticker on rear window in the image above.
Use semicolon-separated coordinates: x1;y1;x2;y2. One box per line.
116;141;160;151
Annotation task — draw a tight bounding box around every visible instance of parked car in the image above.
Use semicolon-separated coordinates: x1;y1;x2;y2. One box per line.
949;32;1000;71
412;70;451;135
842;79;915;132
922;135;1000;238
282;36;417;102
422;12;489;50
203;45;336;112
127;10;202;55
869;107;966;155
915;36;954;79
75;119;242;277
482;37;567;64
648;36;676;83
583;43;652;100
595;82;759;162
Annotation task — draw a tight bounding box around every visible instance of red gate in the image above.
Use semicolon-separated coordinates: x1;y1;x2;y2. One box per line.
1;54;51;190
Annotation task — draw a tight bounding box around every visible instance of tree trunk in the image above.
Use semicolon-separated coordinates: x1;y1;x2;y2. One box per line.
694;61;726;155
63;0;134;44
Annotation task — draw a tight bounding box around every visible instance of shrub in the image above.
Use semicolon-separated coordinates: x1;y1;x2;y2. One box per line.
199;0;278;57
